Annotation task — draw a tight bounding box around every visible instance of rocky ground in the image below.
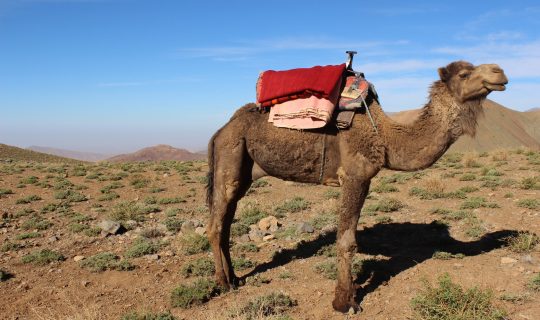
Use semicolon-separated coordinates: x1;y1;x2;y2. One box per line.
0;149;539;319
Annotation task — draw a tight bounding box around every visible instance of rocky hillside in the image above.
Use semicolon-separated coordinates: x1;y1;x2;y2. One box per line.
388;99;540;152
106;144;206;162
0;144;82;163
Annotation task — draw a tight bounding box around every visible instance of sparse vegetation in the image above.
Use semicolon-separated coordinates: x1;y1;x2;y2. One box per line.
274;197;311;214
181;257;215;277
233;292;297;319
80;252;135;272
504;232;540;253
22;249;65;266
516;198;539;209
181;233;210;255
411;273;507;320
120;311;176;320
170;278;222;308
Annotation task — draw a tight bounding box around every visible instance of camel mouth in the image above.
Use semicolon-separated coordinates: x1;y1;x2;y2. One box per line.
484;81;507;91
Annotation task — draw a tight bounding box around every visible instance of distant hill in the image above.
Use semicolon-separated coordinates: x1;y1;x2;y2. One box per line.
106;144;206;162
27;146;111;162
0;144;82;163
388;99;540;152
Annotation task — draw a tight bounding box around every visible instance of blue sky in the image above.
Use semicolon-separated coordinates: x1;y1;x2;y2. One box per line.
1;0;539;153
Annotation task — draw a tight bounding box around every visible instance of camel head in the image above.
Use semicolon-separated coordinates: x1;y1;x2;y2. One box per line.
438;61;508;103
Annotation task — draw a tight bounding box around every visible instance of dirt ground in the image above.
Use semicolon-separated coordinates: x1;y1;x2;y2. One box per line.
0;149;539;320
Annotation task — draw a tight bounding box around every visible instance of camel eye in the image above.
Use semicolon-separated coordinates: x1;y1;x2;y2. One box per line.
459;72;470;79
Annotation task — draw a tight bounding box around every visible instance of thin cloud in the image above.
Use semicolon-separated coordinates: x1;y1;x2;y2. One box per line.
174;37;409;61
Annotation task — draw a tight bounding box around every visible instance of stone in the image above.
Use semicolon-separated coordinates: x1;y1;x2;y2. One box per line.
181;220;196;233
147;254;160;261
248;229;264;242
258;216;279;232
98;220;121;235
124;220;138;230
195;227;206;235
321;224;337;234
296;222;314;234
73;255;85;262
263;234;275;241
238;234;251;243
48;236;59;243
501;257;518;264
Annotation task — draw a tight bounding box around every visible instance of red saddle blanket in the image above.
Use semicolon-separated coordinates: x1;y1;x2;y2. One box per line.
256;63;346;107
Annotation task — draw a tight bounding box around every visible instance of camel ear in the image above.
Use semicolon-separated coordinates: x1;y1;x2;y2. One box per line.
438;67;449;81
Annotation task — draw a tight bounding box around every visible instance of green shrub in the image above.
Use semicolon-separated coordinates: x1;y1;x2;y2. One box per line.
181;257;215;277
15;194;41;204
516;199;539;209
504;232;540;253
274;197;310;214
528;273;540;291
80;252;134;272
54;190;87;202
432;251;465;260
411;273;507;320
234;243;259;253
231;222;250;237
0;188;13;198
20;175;39;184
158;197;186;204
22;249;65;265
130;175;150;189
460;197;499;209
371;183;398;193
232;257;255;270
182;233;210;255
22;216;52;230
170;278;222;308
125;238;161;258
364;197;404;213
163;217;185;233
235;292;297;319
110;201;160;222
323;189;341;199
15;232;41;240
311;212;337;230
238;203;268;225
251;178;270;188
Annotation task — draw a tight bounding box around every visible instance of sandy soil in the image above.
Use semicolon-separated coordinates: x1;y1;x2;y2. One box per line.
0;150;539;320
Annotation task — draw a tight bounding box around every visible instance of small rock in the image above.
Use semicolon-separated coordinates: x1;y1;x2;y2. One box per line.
163;173;169;178
263;234;275;241
258;216;279;232
181;221;196;233
249;229;264;242
124;220;138;230
195;227;206;235
48;236;59;243
147;254;160;261
348;307;356;315
238;234;251;243
98;220;122;235
296;222;314;234
73;255;85;262
501;257;518;264
81;280;90;287
522;254;534;264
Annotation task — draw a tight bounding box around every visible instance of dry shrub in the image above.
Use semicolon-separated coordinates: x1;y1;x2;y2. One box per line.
491;149;508;161
423;176;445;195
462;152;481;168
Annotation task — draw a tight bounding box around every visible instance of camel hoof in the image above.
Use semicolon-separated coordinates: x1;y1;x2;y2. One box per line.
332;292;359;313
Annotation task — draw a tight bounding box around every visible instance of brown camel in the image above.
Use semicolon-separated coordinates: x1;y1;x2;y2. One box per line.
205;60;508;312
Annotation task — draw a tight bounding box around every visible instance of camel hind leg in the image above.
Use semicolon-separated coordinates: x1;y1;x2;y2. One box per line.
206;135;253;289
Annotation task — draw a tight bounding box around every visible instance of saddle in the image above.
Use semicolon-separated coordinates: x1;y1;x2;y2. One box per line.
256;51;377;131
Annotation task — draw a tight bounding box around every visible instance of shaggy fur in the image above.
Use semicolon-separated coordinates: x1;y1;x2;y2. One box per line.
205;61;508;313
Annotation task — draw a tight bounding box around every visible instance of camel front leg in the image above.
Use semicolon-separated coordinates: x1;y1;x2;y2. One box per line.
332;178;370;312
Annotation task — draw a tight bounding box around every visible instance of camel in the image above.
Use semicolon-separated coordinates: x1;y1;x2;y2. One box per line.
205;60;508;312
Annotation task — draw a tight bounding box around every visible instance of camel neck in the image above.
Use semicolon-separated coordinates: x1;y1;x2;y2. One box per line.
371;85;471;171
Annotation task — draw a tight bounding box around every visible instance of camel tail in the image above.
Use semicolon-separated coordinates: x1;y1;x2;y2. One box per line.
206;128;220;212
